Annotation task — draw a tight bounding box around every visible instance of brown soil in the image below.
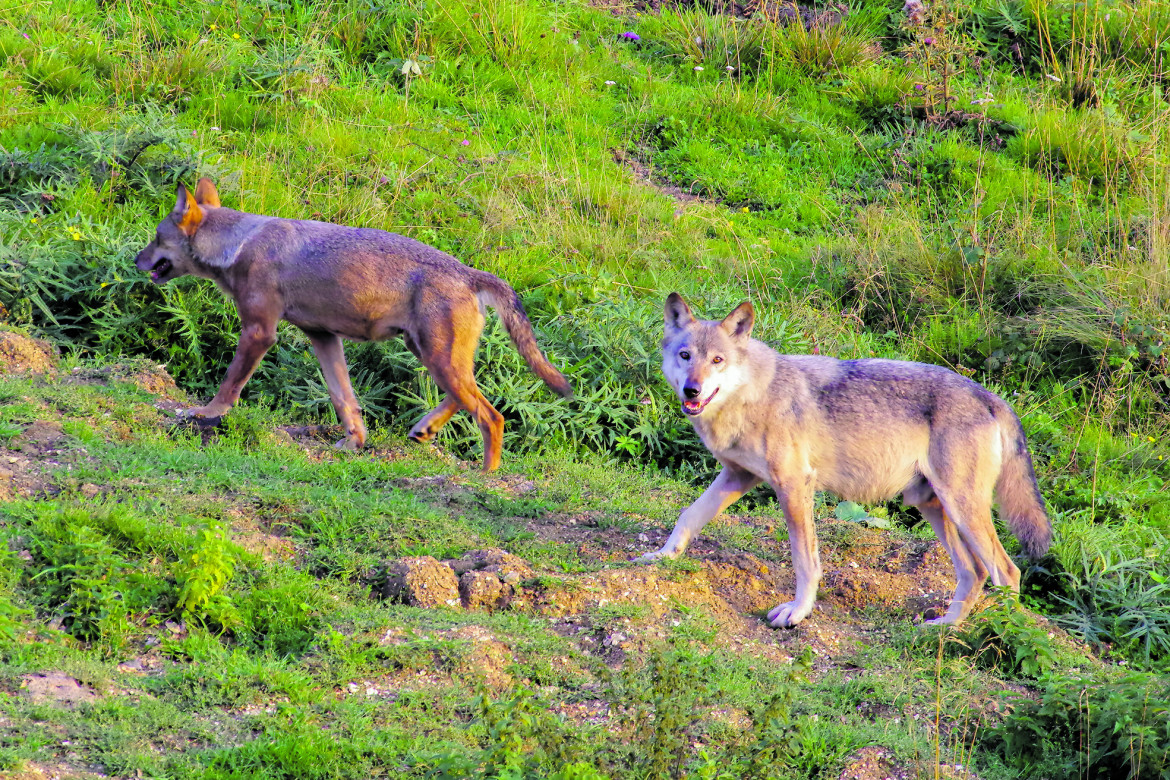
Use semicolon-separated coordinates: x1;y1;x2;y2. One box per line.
837;746;912;780
613;148;715;218
62;361;184;400
0;764;104;780
0;329;57;375
20;672;99;708
222;505;295;562
363;461;964;666
1;421;70;500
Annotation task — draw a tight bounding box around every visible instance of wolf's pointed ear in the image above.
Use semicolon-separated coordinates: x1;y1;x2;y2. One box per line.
720;301;754;342
665;293;695;331
193;178;221;207
171;184;204;237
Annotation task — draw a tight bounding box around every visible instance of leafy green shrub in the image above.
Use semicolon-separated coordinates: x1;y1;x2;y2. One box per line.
24;54;94;100
991;669;1170;779
174;521;240;631
949;589;1057;678
24;507;170;651
847;66;914;129
1050;536;1170;666
1007;108;1153;187
966;0;1041;69
424;688;602;779
235;571;332;656
0;544;29;643
428;0;559;64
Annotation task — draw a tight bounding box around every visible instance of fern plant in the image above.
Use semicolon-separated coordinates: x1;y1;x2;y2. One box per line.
174;521;240;631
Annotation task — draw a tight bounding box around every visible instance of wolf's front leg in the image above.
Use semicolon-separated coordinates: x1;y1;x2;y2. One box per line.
638;465;760;563
181;320;277;422
766;478;821;628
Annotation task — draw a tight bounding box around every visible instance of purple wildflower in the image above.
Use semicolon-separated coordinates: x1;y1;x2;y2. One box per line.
923;37;935;45
913;83;924;91
621;31;640;41
460;139;470;146
22;32;30;39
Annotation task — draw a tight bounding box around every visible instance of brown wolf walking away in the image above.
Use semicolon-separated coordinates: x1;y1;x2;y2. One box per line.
135;179;572;471
642;293;1051;627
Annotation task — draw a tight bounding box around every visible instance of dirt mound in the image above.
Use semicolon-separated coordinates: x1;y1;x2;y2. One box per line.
0;763;101;780
63;360;183;399
0;329;57;375
21;672;99;708
1;421;69;500
838;746;911;780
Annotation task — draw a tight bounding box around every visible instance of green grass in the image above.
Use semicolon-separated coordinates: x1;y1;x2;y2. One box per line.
2;0;1170;775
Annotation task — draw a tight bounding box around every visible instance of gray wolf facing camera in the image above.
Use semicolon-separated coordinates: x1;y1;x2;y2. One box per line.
642;293;1050;627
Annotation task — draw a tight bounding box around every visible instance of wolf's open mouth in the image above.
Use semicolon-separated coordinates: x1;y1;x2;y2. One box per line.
682;387;718;416
149;257;173;281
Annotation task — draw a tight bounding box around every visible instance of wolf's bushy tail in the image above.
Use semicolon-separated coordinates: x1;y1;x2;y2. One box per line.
996;415;1051;559
474;273;573;398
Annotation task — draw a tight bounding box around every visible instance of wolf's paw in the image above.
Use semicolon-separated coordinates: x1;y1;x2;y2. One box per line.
334;436;364;451
921;611;963;628
407;426;436;444
634;548;678;565
766;600;812;629
176;406;224;427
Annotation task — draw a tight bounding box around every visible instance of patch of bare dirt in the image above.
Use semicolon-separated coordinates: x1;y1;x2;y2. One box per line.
1;421;70;500
20;672;99;708
613;148;714;218
0;329;57;376
838;746;912;780
409;510;962;665
0;452;50;501
222;506;295;562
10;420;68;455
0;763;105;780
375;623;540;695
62;361;184;400
445;624;517;692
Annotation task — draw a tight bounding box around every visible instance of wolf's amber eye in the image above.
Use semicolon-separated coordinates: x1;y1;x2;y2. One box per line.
712;356;723;364
679;351;690;360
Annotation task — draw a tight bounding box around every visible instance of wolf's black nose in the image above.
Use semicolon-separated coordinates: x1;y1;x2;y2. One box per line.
683;383;701;399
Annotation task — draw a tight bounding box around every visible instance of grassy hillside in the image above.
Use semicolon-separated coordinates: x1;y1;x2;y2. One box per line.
1;0;1169;776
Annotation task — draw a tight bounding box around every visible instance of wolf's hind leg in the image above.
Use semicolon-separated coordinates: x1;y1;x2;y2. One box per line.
413;300;505;472
409;397;460;443
916;496;987;625
933;479;1021;596
639;465;760;562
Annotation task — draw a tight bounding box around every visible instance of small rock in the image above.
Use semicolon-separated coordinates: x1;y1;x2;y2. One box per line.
79;483;100;499
445;548;533;583
460;570;508;611
381;556;461;609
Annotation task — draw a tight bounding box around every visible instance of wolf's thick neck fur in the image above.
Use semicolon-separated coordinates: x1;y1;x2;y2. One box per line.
189;208;275;272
